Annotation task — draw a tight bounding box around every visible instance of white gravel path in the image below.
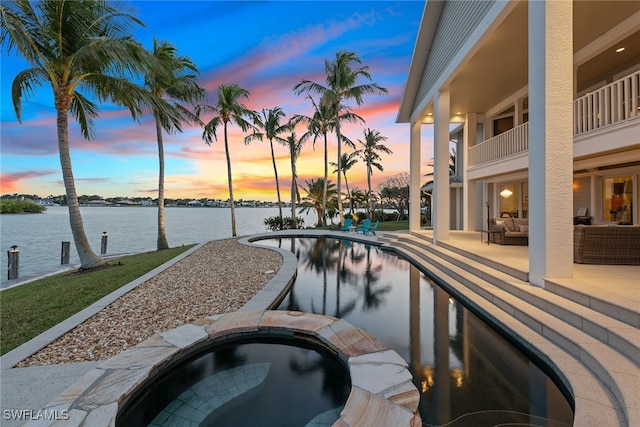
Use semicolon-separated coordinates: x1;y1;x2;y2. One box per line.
17;238;282;367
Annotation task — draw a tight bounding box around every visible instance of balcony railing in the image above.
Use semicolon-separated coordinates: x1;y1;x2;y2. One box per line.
468;122;528;167
469;71;639;168
574;70;640;136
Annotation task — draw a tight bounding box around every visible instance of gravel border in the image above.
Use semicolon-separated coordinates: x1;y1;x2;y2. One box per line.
17;238;283;367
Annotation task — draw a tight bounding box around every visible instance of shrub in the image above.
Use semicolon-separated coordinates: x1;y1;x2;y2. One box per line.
0;200;47;214
264;216;305;231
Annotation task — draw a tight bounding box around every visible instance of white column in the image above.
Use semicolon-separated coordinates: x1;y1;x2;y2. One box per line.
515;99;524;126
433;89;451;241
528;0;574;286
463;113;477;230
409;121;422;232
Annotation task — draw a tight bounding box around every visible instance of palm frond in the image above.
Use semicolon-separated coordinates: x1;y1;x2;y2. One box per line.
70;92;99;139
10;67;45;122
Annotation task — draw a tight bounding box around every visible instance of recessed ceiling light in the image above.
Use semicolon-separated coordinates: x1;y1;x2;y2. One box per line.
615;47;625;53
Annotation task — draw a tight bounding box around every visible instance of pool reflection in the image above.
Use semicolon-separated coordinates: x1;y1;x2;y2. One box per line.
261;237;573;427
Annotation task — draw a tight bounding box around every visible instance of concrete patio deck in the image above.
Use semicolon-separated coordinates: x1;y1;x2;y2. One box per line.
408;229;639;320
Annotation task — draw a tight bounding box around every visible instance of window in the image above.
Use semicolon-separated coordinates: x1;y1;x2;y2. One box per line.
602;176;633;223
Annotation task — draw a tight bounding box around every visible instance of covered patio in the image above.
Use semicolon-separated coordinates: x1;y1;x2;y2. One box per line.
395;229;639;325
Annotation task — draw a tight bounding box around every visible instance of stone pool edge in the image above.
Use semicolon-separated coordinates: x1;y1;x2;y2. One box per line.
24;310;422;427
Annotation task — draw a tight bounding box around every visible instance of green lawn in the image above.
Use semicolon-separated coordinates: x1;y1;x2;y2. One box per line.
0;245;195;355
375;220;409;231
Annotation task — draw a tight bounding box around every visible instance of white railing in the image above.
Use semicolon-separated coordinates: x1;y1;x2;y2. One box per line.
468;122;528;167
469;71;640;167
574;70;640;136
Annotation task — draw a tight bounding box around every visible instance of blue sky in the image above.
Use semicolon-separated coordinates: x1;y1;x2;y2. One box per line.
1;1;432;201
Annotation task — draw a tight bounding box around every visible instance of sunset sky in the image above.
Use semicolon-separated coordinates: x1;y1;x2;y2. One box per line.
1;0;435;202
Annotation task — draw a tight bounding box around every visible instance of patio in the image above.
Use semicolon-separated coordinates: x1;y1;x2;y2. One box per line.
407;229;639;321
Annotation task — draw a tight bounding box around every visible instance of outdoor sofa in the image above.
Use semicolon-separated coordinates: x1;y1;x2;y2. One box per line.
489;217;529;245
573;225;640;265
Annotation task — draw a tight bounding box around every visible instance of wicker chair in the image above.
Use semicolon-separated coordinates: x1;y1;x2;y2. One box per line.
573;225;640;264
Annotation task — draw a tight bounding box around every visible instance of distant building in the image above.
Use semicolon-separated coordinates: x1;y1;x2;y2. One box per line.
186;200;204;207
81;200;110;207
35;198;56;206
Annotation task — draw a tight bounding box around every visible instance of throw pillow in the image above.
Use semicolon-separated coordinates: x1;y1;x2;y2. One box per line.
519;225;529;232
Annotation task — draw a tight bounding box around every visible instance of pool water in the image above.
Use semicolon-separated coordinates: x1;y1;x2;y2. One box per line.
117;339;351;427
260;237;574;427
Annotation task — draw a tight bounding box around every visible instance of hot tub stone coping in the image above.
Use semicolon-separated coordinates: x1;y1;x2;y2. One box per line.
25;310;421;427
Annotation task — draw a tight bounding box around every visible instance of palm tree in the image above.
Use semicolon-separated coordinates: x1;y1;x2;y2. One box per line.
245;107;290;220
301;178;338;226
330;152;358;214
283;130;307;228
349;188;368;214
294;95;362;227
1;0;167;269
144;39;205;250
294;50;387;223
199;84;255;237
355;128;392;214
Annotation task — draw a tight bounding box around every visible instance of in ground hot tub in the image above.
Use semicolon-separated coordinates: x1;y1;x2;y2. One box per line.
31;311;421;427
117;338;351;426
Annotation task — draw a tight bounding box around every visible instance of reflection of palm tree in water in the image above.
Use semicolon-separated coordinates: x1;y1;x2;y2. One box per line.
214;345;248;371
288;349;351;406
295;238;359;318
283;238;301;311
360;245;391;311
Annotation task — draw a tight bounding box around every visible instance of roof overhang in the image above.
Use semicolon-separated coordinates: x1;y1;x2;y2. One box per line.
396;0;443;124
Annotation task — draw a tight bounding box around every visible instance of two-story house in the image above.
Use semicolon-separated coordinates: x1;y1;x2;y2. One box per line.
398;0;639;286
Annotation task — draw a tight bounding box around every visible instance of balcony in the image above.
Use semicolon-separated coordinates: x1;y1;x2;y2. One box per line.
469;70;640;168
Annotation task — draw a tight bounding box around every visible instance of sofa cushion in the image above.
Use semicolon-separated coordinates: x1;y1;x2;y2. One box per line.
505;231;528;237
502;217;516;231
513;218;528;228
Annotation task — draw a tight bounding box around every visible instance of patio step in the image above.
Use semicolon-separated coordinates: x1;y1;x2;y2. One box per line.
403;231;638;330
380;233;639;427
387;233;639;366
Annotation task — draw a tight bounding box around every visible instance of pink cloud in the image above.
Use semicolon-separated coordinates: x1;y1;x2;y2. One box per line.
0;170;58;193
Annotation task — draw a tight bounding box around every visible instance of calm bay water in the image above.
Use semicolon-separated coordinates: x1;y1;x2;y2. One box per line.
1;206;315;287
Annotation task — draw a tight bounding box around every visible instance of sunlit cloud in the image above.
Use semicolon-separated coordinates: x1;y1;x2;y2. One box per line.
1;1;424;199
0;170;58;194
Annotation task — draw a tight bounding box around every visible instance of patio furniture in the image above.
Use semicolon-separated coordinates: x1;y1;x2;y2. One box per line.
368;220;380;235
341;218;353;232
573;225;640;265
489;217;529;245
357;219;371;235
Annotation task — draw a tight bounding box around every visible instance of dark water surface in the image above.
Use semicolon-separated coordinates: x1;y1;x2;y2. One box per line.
118;339;350;427
259;237;574;427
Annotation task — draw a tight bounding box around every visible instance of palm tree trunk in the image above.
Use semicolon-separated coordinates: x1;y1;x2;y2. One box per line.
343;172;352;215
269;139;283;219
156;116;169;250
322;134;328;226
335;112;344;223
291;157;297;228
367;165;373;215
56;100;104;269
224;122;237;236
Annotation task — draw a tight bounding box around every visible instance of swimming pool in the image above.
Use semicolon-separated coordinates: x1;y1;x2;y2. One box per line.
259;237;574;427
